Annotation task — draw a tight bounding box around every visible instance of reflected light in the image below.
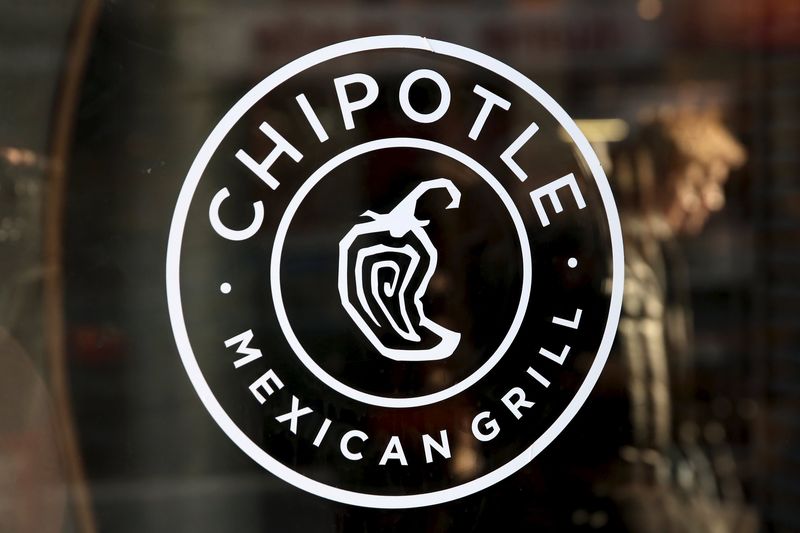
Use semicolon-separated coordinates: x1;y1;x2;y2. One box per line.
637;0;663;21
559;118;630;143
0;147;40;166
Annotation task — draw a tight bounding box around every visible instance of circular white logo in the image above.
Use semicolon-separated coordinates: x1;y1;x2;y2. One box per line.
167;35;624;508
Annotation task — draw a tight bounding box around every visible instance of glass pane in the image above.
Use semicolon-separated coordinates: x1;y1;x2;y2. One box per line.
1;1;798;531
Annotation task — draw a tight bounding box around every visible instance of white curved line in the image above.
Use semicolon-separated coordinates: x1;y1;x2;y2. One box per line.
406;224;460;353
372;260;399;296
370;257;421;341
355;244;420;341
371;260;400;318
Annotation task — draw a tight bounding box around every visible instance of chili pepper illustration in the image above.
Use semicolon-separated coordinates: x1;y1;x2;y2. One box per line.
338;178;461;361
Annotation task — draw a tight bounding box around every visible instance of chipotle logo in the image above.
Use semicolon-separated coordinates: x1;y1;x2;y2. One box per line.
166;35;624;507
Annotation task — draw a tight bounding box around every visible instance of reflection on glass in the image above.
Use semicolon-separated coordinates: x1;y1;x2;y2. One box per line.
2;0;799;531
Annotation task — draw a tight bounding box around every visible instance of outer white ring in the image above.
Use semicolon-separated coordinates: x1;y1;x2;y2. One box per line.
270;137;532;408
166;35;624;508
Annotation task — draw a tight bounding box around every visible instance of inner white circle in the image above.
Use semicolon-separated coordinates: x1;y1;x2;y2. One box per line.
271;138;532;409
